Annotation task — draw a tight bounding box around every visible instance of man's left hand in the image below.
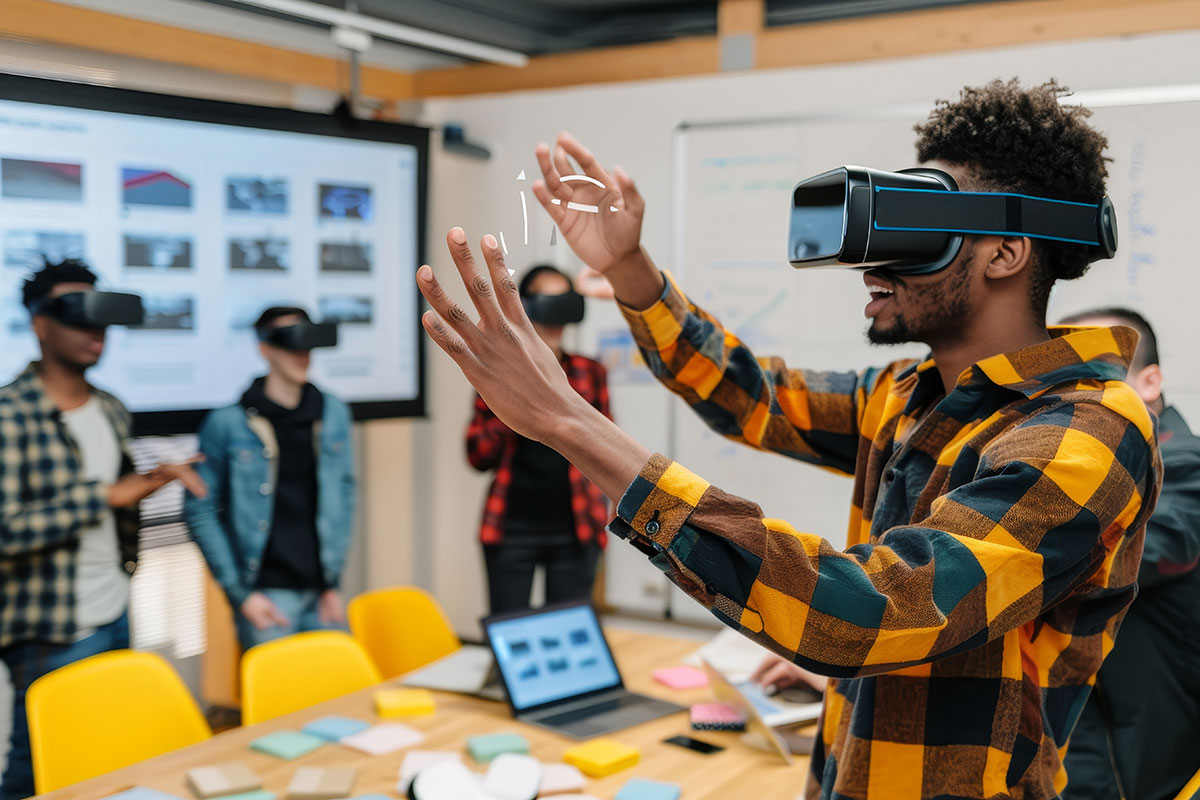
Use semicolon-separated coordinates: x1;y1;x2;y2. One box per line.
317;588;345;626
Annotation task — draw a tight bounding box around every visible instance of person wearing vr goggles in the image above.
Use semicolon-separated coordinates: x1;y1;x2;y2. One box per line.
0;259;206;800
184;307;356;649
415;79;1161;799
466;265;611;614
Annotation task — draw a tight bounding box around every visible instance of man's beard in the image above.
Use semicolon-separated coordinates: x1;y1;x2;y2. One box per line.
866;246;973;347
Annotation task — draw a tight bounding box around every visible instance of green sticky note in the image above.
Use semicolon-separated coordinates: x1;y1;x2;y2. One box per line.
466;732;529;763
249;730;324;760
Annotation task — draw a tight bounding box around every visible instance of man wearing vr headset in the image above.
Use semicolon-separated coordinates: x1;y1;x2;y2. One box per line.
0;259;206;800
415;79;1162;799
185;307;356;649
466;265;611;614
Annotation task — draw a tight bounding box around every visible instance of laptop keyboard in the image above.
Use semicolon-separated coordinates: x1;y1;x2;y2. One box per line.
537;693;647;728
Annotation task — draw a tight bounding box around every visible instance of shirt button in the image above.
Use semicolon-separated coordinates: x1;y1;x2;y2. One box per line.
259;483;271;495
645;520;661;535
258;520;269;532
123;560;136;573
884;468;897;481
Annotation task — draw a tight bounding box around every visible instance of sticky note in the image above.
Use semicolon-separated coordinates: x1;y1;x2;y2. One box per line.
185;763;261;799
249;730;324;760
217;793;275;800
538;763;587;795
302;715;371;742
481;753;540;800
466;732;530;764
103;789;185;800
651;666;708;690
562;738;640;778
410;761;483;800
374;688;436;718
398;751;463;792
689;701;746;732
286;766;357;800
615;778;681;800
340;723;425;756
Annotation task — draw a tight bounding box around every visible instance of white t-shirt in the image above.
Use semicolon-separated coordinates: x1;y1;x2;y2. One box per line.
61;395;129;636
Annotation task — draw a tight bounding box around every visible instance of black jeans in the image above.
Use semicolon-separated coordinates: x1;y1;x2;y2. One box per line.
484;524;600;615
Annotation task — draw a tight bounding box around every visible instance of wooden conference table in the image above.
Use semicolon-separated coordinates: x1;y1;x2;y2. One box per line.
33;628;814;800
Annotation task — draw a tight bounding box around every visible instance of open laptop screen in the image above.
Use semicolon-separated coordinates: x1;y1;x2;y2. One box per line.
484;604;621;711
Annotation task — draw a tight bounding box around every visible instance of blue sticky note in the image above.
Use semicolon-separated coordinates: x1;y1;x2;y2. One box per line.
466;732;530;763
249;730;324;760
615;778;682;800
103;789;185;800
302;715;371;742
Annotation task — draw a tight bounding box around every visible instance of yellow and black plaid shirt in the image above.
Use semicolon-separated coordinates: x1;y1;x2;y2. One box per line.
610;275;1161;800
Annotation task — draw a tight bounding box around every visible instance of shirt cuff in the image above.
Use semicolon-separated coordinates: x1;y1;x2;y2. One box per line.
616;271;692;353
610;453;711;549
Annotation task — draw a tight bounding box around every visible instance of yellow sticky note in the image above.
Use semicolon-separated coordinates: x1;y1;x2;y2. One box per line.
373;688;436;718
562;738;640;778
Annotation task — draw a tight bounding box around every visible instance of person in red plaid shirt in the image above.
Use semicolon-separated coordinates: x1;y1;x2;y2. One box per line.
466;265;612;614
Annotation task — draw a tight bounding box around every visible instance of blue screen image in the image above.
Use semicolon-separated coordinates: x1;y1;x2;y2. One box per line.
487;605;621;710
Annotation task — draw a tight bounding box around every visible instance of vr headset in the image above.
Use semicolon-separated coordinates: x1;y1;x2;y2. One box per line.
257;321;338;351
30;291;144;329
787;166;1118;275
523;290;585;326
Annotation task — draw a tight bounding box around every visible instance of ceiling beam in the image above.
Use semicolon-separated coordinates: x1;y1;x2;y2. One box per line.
0;0;415;101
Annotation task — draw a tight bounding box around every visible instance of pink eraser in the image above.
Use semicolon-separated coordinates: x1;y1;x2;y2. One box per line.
650;666;708;691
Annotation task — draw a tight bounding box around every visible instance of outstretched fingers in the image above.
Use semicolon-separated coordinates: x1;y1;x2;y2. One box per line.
416;263;484;366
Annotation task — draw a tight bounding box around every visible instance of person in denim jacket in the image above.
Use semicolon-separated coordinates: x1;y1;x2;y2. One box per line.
185;307;356;649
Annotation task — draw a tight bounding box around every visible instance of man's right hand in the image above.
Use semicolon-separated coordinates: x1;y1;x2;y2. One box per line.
532;132;664;310
751;653;827;694
107;456;207;508
241;592;290;631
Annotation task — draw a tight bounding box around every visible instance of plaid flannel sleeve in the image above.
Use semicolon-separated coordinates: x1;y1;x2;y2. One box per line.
0;414;108;558
619;272;882;475
466;393;516;472
609;399;1157;677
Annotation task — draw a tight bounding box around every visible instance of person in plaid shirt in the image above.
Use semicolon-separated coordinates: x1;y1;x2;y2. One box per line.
415;79;1161;799
0;260;205;800
467;265;611;614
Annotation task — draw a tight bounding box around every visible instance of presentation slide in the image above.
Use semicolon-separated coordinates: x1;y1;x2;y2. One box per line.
0;82;424;428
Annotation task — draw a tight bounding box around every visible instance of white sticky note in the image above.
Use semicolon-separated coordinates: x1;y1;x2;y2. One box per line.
339;723;424;756
410;761;481;800
482;754;540;800
398;750;462;792
539;763;587;795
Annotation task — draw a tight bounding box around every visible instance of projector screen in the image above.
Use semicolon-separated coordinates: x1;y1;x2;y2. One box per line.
0;75;427;433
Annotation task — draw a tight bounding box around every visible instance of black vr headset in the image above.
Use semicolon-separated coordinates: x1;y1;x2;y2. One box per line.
30;291;144;329
787;166;1118;275
523;290;586;326
257;321;339;351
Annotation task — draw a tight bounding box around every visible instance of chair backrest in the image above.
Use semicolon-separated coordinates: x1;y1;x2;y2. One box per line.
240;630;382;725
27;649;211;793
347;587;461;679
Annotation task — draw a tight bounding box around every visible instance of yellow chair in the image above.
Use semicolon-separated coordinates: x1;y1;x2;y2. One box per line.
348;587;461;679
27;650;211;793
240;630;381;724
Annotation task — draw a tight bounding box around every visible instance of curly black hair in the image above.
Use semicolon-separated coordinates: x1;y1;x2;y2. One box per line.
914;79;1110;316
22;258;97;311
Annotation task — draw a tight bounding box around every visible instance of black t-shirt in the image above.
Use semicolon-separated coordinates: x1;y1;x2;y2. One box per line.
505;434;573;530
241;377;325;590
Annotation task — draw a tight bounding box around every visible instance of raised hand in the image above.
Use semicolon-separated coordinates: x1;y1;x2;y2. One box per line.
532;132;663;309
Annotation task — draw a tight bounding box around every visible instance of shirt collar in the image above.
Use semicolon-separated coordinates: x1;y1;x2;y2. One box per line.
900;325;1137;401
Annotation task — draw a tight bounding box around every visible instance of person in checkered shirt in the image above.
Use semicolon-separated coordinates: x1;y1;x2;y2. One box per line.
415;79;1161;799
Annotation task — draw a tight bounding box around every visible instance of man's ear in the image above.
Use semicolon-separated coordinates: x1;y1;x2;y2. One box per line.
982;236;1034;280
1131;363;1164;406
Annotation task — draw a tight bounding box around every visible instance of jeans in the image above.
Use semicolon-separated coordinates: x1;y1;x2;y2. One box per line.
234;588;347;651
0;614;130;800
483;525;601;615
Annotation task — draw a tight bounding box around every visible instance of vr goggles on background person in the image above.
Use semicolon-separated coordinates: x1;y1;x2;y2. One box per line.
29;291;145;329
257;321;339;351
787;166;1118;275
523;290;586;326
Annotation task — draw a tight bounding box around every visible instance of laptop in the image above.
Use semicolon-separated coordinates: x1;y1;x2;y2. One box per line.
400;644;506;702
482;601;685;739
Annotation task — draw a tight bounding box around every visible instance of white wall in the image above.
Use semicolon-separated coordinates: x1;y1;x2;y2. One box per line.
417;29;1200;634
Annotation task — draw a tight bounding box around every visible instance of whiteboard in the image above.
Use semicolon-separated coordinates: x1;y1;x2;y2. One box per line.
666;99;1200;622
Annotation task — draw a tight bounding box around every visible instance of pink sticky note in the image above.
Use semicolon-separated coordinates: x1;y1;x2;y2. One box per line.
340;723;424;756
651;666;708;690
690;702;746;726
